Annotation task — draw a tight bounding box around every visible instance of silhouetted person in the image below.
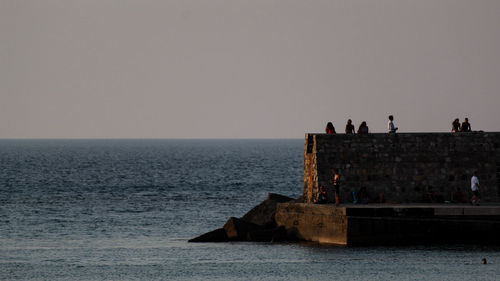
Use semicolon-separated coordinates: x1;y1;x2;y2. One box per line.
424;186;436;203
460;118;471;132
314;185;328;204
452;118;460;132
325;122;336;134
357;121;369;134
358;186;370;204
388;115;398;133
330;169;341;206
345;119;355;134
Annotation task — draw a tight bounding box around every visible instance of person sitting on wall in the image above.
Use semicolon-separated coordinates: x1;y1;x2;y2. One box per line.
375;193;385;204
357;121;369;134
424;186;436;203
452;118;460;132
325;122;336;134
452;188;467;203
314;185;328;204
358;186;371;204
345;119;355;134
388;115;398;133
460;118;471;132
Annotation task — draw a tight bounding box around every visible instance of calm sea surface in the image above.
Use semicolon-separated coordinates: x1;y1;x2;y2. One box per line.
0;139;499;280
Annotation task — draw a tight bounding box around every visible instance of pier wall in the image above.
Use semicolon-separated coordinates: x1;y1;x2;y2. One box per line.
303;132;500;204
275;203;500;245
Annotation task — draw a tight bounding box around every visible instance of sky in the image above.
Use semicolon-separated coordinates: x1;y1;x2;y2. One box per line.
1;0;500;138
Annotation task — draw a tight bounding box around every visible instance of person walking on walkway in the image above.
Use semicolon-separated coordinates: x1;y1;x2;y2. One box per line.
388;115;398;133
471;171;481;206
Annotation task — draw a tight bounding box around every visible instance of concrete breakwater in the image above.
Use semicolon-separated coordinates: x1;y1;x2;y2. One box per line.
275;203;500;245
190;132;500;245
190;198;500;245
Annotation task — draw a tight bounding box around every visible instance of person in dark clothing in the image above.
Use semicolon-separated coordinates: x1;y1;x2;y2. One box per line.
314;185;328;204
452;118;460;132
325;122;336;134
357;121;369;134
452;188;466;203
424;186;436;203
330;169;341;206
460;118;471;132
345;119;355;134
358;186;371;204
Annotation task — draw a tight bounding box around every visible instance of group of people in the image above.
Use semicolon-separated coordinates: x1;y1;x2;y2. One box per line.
314;169;341;206
319;115;480;206
326;115;476;134
315;169;482;206
452;118;471;132
325;115;398;135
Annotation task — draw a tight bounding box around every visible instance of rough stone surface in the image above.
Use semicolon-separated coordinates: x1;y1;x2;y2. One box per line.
246;228;275;242
223;217;264;241
274;203;348;245
303;132;500;204
189;193;295;243
242;193;294;227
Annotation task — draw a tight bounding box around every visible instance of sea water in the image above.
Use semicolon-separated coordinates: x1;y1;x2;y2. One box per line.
0;139;498;281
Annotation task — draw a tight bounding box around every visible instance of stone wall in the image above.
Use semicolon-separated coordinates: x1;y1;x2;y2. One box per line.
303;132;500;204
275;203;500;245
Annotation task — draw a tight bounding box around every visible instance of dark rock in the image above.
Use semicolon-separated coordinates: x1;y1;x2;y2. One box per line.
223;217;264;241
189;193;297;243
242;193;294;228
271;226;288;242
240;226;291;242
247;228;275;242
188;228;228;242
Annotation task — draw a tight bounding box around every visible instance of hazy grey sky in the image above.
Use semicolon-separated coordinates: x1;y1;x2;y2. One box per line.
1;0;499;138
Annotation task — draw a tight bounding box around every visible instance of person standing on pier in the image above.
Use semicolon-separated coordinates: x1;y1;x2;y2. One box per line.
330;169;341;206
471;171;481;206
388;115;398;133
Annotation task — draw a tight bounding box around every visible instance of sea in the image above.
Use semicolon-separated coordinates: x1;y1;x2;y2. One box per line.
1;139;499;281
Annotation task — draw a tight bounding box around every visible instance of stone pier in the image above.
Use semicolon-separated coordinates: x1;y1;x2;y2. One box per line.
275;203;500;245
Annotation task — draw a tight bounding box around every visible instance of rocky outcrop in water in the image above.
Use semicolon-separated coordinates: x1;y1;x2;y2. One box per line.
188;193;299;243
